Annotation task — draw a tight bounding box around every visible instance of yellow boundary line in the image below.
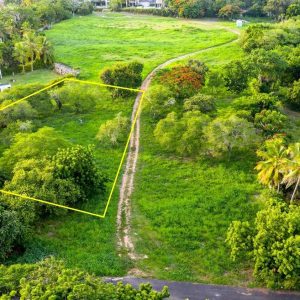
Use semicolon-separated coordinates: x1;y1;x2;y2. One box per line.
0;78;145;219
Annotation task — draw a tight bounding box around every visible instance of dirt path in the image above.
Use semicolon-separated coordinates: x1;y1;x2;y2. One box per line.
116;23;241;268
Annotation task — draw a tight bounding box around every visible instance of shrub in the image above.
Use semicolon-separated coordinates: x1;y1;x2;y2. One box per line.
218;5;241;19
227;198;300;290
100;61;143;98
287;79;300;110
0;204;29;262
76;1;94;15
183;94;216;113
254;109;287;137
121;7;177;17
145;85;175;119
204;115;259;157
154;111;210;156
0;258;170;299
52;145;108;199
188;59;209;83
96;113;130;146
0;127;70;178
233;93;279;116
161;66;203;100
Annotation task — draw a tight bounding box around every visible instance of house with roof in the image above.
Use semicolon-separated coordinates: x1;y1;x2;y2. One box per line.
92;0;164;8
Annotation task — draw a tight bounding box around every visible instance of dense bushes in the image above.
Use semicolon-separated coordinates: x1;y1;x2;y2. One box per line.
227;198;300;289
101;61;143;98
0;257;170;299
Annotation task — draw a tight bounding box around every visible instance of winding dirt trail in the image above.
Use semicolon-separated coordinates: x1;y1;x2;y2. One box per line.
116;23;241;266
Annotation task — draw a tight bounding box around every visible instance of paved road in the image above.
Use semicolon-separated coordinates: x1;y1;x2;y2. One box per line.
105;277;300;300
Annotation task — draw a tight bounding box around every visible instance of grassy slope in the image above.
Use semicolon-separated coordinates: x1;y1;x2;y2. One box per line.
7;13;237;276
46;13;236;80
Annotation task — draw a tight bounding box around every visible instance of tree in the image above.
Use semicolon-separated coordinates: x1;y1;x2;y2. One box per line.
13;41;28;73
222;60;252;93
204;115;259;157
144;84;175;119
188;59;209;83
96;113;130;146
249;49;287;92
101;61;143;98
0;43;4;79
0;257;170;299
255;137;288;192
161;66;204;100
283;143;300;202
254;109;287;137
287;79;300;110
22;29;40;72
184;93;216;113
52;145;107;199
227;198;300;290
286;2;300;17
154;111;210;156
0;127;70;177
218;4;241;19
264;0;292;19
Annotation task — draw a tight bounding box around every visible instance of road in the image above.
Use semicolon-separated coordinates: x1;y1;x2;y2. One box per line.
106;277;300;300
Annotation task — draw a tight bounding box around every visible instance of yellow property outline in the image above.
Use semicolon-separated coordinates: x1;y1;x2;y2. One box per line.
0;78;145;219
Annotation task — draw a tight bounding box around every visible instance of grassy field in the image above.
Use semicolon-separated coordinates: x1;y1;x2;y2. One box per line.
7;83;136;275
46;13;236;80
5;13;260;282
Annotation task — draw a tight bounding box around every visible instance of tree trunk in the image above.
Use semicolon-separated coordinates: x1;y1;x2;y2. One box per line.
31;54;34;72
0;68;2;79
291;175;300;203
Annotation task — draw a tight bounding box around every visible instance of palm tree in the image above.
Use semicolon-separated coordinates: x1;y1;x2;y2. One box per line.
255;138;288;192
37;36;54;66
14;42;28;74
282;143;300;202
22;30;39;72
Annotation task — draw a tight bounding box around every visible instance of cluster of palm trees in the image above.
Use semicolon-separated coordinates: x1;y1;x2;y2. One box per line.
14;29;54;74
256;137;300;202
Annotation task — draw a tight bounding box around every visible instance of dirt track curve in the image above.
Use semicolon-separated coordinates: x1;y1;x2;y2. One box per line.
116;23;241;266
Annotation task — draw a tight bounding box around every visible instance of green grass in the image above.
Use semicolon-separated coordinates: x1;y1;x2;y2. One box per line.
46;13;236;80
1;69;60;87
7;84;136;275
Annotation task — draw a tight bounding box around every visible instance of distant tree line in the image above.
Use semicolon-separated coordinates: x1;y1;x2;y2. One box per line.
121;0;300;20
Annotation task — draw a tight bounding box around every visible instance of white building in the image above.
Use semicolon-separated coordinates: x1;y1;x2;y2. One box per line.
0;84;12;92
92;0;164;8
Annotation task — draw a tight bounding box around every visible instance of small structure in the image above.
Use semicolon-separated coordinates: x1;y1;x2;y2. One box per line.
236;19;243;28
0;83;12;92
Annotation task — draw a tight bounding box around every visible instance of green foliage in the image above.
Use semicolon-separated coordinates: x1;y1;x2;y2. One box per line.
144;85;176;120
218;4;241;19
233;93;279;116
0;204;28;261
0;127;70;177
204;115;259;157
184;94;216;113
254;109;287;136
0;258;170;299
100;61;143;98
52;145;108;199
96;113;130;146
154;111;210;156
222;60;252;93
227;198;300;289
287;79;300;110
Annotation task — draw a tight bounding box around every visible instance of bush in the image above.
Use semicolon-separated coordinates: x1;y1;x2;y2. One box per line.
96;113;130;146
254;109;287;137
76;1;94;15
233;93;279;116
0;204;29;262
0;127;70;178
100;61;143;98
218;5;241;19
154;111;210;156
121;7;177;17
227;198;300;290
52;145;108;199
0;257;170;299
204;115;259;157
161;66;203;100
183;94;216;113
287;79;300;110
144;85;176;119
